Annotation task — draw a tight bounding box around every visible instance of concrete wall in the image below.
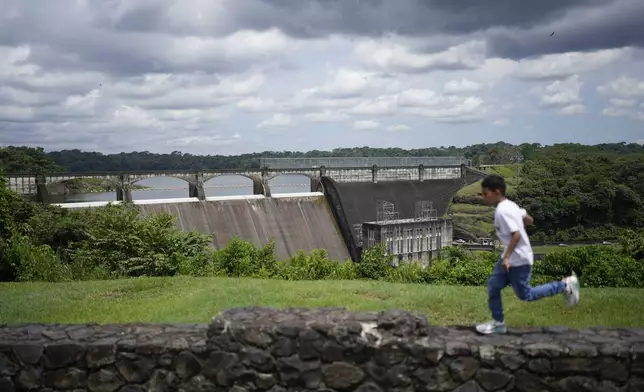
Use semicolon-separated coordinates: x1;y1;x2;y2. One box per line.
322;176;481;261
332;178;477;222
137;195;350;262
1;308;643;391
362;219;452;266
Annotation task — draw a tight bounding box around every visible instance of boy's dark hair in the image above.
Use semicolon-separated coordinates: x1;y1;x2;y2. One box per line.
481;174;506;195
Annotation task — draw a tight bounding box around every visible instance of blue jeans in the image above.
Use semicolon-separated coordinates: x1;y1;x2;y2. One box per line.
487;259;565;323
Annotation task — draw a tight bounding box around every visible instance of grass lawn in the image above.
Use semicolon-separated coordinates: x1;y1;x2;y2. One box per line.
532;244;619;254
457;165;521;198
1;277;643;328
450;204;494;215
457;181;484;197
450;164;521;237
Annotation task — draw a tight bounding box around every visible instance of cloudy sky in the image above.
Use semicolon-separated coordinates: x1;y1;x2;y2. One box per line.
1;0;644;154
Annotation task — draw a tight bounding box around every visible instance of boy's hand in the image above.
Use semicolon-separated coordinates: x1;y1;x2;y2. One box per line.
520;208;534;226
502;256;511;271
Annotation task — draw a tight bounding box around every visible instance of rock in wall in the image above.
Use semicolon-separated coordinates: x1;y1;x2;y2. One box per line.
1;308;643;391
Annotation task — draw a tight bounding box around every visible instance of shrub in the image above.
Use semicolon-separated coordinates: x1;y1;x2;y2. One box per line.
532;244;644;288
25;204;89;251
582;254;644;288
0;175;35;241
386;262;425;284
3;235;71;282
356;243;393;280
212;237;276;278
277;250;331;281
620;229;644;260
422;258;495;286
2;186;644;289
62;204;212;278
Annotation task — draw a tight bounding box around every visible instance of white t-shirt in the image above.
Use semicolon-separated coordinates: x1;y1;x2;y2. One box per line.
494;199;534;266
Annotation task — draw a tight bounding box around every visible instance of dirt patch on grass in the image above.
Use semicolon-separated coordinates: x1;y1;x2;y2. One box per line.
85;289;129;300
298;291;324;300
84;280;170;301
353;290;390;301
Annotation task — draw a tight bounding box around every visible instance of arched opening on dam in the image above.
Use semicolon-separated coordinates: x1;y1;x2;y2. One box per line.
42;177;119;204
204;175;257;197
268;174;319;194
130;177;189;201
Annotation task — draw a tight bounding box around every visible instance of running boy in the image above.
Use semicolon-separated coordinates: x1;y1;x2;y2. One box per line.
476;175;580;335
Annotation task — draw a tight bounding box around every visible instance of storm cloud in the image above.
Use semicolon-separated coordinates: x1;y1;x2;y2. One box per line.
229;0;643;60
0;0;643;153
3;0;642;70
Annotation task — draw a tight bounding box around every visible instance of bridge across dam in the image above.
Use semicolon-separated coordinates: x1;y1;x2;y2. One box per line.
4;156;471;202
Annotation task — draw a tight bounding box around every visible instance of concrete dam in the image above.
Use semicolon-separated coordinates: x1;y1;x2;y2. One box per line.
138;193;350;261
56;177;483;262
60;192;351;262
45;159;487;262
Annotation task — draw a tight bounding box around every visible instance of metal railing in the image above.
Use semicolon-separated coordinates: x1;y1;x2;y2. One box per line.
131;183;309;192
259;156;467;169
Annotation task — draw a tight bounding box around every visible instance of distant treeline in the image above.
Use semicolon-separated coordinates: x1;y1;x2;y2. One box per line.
2;141;643;173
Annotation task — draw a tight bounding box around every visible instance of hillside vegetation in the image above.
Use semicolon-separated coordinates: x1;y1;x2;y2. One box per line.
451;164;522;239
451;150;644;243
518;150;644;241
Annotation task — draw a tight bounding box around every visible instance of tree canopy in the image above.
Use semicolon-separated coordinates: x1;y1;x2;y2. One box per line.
3;142;644;173
0;146;64;173
518;150;644;235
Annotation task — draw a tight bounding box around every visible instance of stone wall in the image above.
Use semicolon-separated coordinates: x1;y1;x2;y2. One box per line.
1;308;643;392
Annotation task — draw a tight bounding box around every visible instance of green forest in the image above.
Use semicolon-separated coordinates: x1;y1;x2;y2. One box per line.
3;141;644;172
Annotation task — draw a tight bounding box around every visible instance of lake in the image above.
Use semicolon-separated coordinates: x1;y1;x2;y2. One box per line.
48;174;312;203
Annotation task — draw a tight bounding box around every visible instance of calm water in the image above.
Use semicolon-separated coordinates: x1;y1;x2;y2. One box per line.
48;175;312;203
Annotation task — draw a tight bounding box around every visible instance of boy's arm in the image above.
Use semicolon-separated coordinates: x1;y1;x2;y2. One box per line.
499;211;522;270
504;232;522;269
520;208;534;226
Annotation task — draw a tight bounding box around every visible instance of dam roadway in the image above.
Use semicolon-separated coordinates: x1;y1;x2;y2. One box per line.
4;157;487;262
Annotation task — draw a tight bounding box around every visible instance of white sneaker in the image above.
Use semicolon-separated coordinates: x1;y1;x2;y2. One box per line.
476;320;507;335
563;272;580;307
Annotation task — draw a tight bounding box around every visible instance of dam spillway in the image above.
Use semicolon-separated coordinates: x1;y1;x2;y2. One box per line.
56;192;350;262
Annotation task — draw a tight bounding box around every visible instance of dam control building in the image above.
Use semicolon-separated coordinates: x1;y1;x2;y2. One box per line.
359;200;452;266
